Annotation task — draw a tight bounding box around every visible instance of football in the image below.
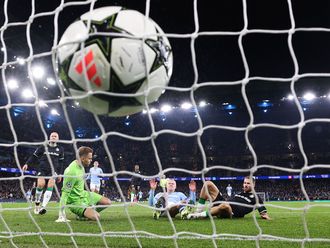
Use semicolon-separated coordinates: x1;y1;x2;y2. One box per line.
56;6;173;117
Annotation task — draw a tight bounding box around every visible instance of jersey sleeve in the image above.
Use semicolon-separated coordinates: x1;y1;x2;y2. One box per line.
60;169;76;205
257;195;267;214
188;191;196;203
148;189;155;206
179;192;188;201
25;146;44;166
148;190;162;206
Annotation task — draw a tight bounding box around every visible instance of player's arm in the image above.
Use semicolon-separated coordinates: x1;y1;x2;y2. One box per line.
257;196;271;220
188;180;197;203
60;171;76;207
148;179;158;206
56;168;74;223
258;204;271;220
59;147;65;171
99;169;105;186
99;168;104;178
22;146;44;171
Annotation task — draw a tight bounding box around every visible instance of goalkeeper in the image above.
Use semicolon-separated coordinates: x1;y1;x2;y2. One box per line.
56;146;111;222
148;178;196;219
187;176;271;220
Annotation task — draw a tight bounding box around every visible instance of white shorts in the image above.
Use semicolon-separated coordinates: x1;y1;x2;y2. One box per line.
90;183;101;191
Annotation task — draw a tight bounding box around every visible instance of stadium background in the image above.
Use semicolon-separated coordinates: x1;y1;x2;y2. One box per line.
1;0;330;202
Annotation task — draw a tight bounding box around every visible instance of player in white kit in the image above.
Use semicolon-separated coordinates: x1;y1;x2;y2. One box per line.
226;183;233;198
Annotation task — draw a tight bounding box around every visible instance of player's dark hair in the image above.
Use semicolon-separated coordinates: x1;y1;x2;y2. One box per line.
78;146;93;157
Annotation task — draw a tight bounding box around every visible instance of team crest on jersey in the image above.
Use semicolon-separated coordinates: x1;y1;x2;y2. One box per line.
56;148;59;152
66;182;73;189
249;195;254;198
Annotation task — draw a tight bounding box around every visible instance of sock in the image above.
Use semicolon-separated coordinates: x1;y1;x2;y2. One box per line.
41;188;53;208
192;211;208;218
35;187;43;203
196;198;206;212
131;193;135;203
201;211;208;217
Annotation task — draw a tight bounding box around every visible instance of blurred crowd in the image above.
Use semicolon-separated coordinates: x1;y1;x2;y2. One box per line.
1;174;329;202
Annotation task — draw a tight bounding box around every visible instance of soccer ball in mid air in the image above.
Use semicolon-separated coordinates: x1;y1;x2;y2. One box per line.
56;6;173;117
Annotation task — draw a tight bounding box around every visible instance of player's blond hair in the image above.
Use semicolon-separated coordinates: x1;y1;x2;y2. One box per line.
78;146;93;158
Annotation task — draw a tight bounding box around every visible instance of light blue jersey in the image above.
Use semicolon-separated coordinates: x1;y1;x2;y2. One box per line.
148;190;196;206
88;167;103;185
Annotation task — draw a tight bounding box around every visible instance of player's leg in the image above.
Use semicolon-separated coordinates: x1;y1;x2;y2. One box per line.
39;178;55;215
187;203;232;219
179;200;195;219
153;196;166;220
94;184;100;194
81;192;111;220
166;201;194;219
135;186;140;202
95;195;111;213
168;204;180;218
31;186;36;202
90;183;96;193
196;181;221;212
67;194;100;221
83;208;100;221
34;177;46;214
130;186;135;203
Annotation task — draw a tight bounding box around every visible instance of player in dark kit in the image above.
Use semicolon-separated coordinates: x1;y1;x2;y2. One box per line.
130;164;142;203
186;176;271;220
22;132;64;215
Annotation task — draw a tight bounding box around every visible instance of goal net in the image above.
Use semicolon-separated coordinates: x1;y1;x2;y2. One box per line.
1;0;330;247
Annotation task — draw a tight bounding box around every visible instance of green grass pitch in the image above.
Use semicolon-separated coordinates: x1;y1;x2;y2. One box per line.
0;201;329;248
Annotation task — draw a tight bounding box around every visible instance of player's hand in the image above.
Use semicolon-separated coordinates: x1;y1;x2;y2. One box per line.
22;164;28;171
149;178;158;190
189;180;196;192
260;213;271;220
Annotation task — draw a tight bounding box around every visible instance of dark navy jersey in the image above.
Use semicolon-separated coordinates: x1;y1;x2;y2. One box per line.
229;192;267;218
25;144;64;174
131;170;142;186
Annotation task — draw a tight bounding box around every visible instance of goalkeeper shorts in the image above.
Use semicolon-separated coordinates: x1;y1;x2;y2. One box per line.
68;191;103;217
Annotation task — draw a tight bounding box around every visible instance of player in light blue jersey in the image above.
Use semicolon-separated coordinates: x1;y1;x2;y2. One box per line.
148;178;196;219
87;161;104;193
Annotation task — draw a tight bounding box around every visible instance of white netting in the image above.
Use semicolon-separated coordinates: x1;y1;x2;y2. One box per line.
1;0;330;247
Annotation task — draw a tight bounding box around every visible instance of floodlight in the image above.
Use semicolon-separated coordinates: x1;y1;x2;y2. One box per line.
7;79;18;90
32;66;45;79
303;92;316;101
22;89;34;98
181;102;192;109
161;104;172;113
